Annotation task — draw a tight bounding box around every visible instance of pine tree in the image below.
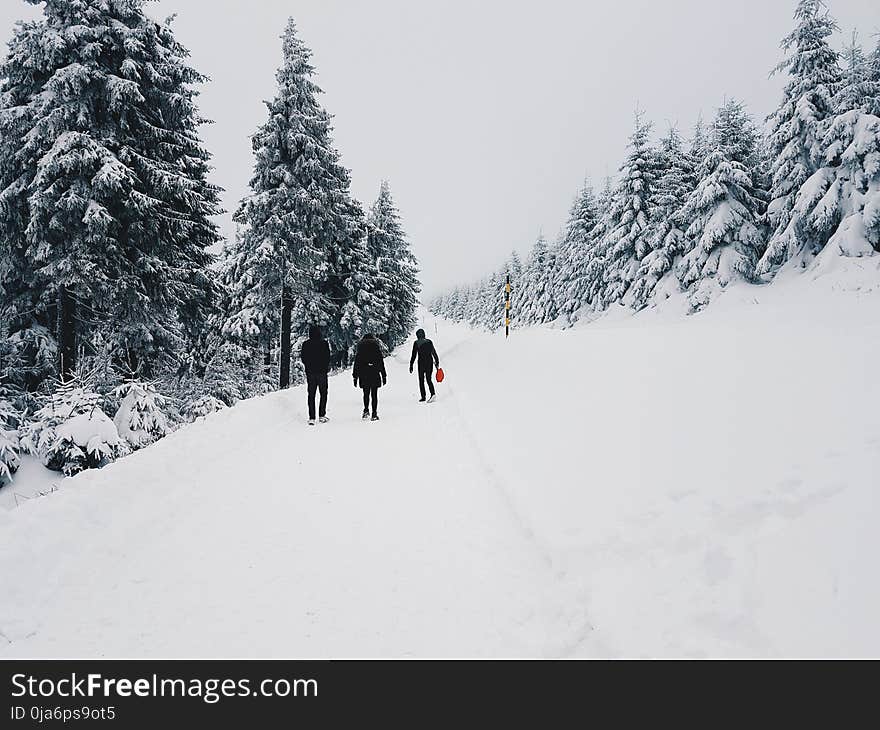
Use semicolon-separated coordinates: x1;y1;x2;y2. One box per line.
519;235;555;325
691;115;710;169
112;381;169;449
533;242;560;324
629;126;697;308
761;0;842;274
715;98;763;170
470;271;503;331
835;32;871;114
783;109;880;260
20;376;129;475
366;181;421;348
676;103;765;309
226;19;369;384
506;251;523;284
595;112;657;306
0;0;222;382
867;38;880;116
0;390;21;483
556;182;600;321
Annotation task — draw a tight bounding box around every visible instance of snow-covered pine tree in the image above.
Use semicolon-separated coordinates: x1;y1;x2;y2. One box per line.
867;37;880;117
676;102;765;309
501;253;523;330
458;284;478;322
519;235;554;325
629;126;697;308
506;251;523;285
782;108;880;261
556;182;600;322
835;32;871;114
717;97;770;228
0;0;222;382
582;176;616;308
532;242;559;324
226;19;369;384
367;181;421;348
761;0;842;274
320;195;380;363
470;272;503;331
112;381;169;449
691;115;710;169
0;389;21;483
218;225;280;376
595;112;658;307
715;98;763;171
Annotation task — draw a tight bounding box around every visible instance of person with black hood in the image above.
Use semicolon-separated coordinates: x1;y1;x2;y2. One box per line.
409;328;440;402
300;324;331;426
353;333;386;421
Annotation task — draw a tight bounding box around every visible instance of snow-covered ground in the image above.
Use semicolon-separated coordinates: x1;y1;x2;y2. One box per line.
1;258;879;657
0;455;62;512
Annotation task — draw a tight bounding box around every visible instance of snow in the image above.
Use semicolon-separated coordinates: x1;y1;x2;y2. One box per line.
55;410;119;450
0;455;64;512
1;263;879;657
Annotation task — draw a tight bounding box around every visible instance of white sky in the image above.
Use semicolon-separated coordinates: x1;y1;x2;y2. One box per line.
1;0;878;296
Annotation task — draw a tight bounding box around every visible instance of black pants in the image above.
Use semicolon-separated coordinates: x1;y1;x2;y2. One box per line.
362;386;378;415
307;373;328;420
418;367;435;398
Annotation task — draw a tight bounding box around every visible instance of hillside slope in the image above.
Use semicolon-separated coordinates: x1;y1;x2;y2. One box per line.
2;259;879;657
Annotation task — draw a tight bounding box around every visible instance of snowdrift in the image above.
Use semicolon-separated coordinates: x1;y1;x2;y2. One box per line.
1;260;879;657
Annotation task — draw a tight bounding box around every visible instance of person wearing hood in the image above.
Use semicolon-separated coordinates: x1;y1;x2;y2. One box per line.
353;333;387;421
409;328;440;402
300;324;331;426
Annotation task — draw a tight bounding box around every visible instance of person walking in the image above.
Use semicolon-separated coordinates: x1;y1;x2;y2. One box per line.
409;328;440;402
353;333;386;421
300;324;331;426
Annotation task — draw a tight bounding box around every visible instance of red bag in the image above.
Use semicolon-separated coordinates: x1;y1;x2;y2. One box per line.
436;367;445;383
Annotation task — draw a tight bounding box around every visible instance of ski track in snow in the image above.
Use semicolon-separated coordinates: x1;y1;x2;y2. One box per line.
1;261;879;657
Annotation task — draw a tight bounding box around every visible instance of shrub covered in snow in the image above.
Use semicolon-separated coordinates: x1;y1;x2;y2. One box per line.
0;393;21;484
181;395;227;423
113;382;169;449
20;379;129;476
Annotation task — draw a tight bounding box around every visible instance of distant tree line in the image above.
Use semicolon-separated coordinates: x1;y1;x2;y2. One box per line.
430;1;880;329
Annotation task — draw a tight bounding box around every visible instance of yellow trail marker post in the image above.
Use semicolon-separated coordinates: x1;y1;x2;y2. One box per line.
504;274;512;338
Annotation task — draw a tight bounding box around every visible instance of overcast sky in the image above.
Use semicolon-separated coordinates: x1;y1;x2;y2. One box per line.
1;1;877;296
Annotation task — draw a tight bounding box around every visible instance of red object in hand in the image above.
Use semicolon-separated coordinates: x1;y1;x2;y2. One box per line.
436;367;445;383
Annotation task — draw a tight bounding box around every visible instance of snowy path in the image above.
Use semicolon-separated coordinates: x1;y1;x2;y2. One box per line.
2;263;880;657
0;328;601;657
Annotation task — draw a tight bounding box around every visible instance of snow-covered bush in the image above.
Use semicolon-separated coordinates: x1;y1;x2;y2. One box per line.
20;379;129;476
0;394;21;484
200;340;269;406
113;381;169;449
181;395;227;423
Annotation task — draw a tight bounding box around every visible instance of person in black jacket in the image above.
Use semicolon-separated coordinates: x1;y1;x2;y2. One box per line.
300;324;331;426
409;328;440;402
353;333;387;421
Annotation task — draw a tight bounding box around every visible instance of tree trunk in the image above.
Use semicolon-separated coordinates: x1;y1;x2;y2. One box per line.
59;286;77;382
279;285;292;389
